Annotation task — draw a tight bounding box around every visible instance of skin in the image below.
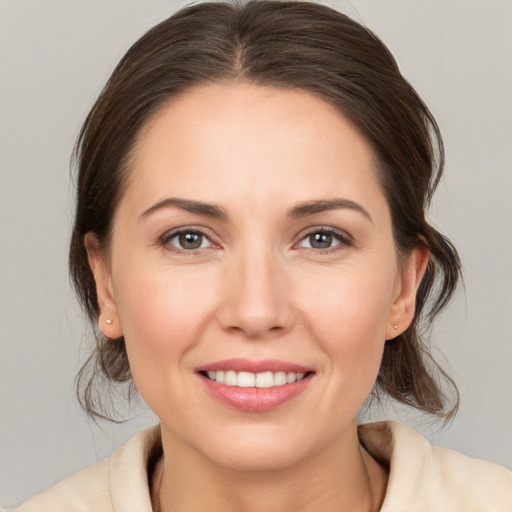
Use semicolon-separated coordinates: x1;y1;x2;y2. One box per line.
86;83;429;511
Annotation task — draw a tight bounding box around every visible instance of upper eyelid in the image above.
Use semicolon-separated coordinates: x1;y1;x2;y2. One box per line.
296;226;353;242
159;226;220;251
158;225;353;249
160;225;215;240
158;228;221;257
289;228;354;256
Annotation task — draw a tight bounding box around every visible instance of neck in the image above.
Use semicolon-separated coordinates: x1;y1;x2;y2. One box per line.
156;423;387;512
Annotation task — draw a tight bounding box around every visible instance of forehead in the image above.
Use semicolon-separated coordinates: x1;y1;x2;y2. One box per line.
121;82;386;217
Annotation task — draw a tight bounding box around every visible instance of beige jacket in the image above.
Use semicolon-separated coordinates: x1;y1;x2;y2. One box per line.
12;421;512;511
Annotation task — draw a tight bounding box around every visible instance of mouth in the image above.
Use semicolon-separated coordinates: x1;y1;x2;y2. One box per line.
197;359;315;412
200;370;308;388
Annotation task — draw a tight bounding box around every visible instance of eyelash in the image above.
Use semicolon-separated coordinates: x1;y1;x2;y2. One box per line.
159;226;353;255
159;227;217;255
295;227;354;254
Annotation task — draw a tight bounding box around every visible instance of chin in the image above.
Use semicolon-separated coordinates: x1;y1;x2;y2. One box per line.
194;422;319;473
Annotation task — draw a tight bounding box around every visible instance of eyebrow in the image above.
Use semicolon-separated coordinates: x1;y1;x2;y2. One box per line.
288;199;373;223
140;198;228;219
140;197;372;223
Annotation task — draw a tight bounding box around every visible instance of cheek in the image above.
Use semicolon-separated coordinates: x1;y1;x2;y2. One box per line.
112;261;218;382
301;263;394;333
297;263;395;376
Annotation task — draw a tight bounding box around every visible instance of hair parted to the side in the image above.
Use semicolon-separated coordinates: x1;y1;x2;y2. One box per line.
69;0;461;422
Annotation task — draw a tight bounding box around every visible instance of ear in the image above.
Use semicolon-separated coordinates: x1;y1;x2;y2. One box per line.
84;232;123;339
386;242;430;340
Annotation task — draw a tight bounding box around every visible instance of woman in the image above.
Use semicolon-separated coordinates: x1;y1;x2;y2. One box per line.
12;1;512;510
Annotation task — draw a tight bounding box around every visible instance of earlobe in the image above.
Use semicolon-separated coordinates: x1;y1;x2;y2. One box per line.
386;243;430;340
84;233;123;339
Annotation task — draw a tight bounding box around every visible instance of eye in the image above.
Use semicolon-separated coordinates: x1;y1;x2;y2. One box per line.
302;232;338;250
296;228;352;252
161;229;213;252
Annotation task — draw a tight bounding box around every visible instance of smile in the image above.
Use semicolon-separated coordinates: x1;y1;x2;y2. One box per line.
197;359;314;412
203;370;306;388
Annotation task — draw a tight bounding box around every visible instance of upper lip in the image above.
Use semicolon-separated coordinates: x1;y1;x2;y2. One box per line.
197;358;313;374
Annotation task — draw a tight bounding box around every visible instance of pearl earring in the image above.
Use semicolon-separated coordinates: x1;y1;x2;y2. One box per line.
105;318;113;325
393;323;399;330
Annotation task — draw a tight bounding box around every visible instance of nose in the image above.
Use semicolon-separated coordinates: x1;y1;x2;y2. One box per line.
217;249;296;339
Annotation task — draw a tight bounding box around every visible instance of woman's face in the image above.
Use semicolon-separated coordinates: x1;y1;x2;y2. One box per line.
88;83;426;471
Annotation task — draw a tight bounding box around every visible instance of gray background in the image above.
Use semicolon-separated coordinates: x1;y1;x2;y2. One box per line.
1;0;511;507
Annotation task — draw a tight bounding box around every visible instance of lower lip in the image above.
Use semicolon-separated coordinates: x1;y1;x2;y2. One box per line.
200;374;313;412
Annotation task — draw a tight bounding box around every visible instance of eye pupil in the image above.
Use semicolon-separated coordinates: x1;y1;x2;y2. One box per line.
179;232;203;249
310;232;332;249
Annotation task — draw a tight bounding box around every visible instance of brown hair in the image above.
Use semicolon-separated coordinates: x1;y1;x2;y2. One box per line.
70;0;461;421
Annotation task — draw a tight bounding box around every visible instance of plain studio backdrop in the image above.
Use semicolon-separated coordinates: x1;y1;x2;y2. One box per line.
1;0;511;507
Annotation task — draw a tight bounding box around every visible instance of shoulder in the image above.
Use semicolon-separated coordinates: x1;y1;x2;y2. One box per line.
10;426;162;512
359;421;512;512
11;458;111;512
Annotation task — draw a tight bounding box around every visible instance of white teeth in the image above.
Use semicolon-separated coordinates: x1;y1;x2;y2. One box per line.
237;371;255;387
205;370;307;388
255;371;274;388
224;370;237;386
274;371;287;386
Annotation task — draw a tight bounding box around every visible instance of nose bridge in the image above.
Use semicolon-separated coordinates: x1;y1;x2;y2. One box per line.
219;241;293;338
